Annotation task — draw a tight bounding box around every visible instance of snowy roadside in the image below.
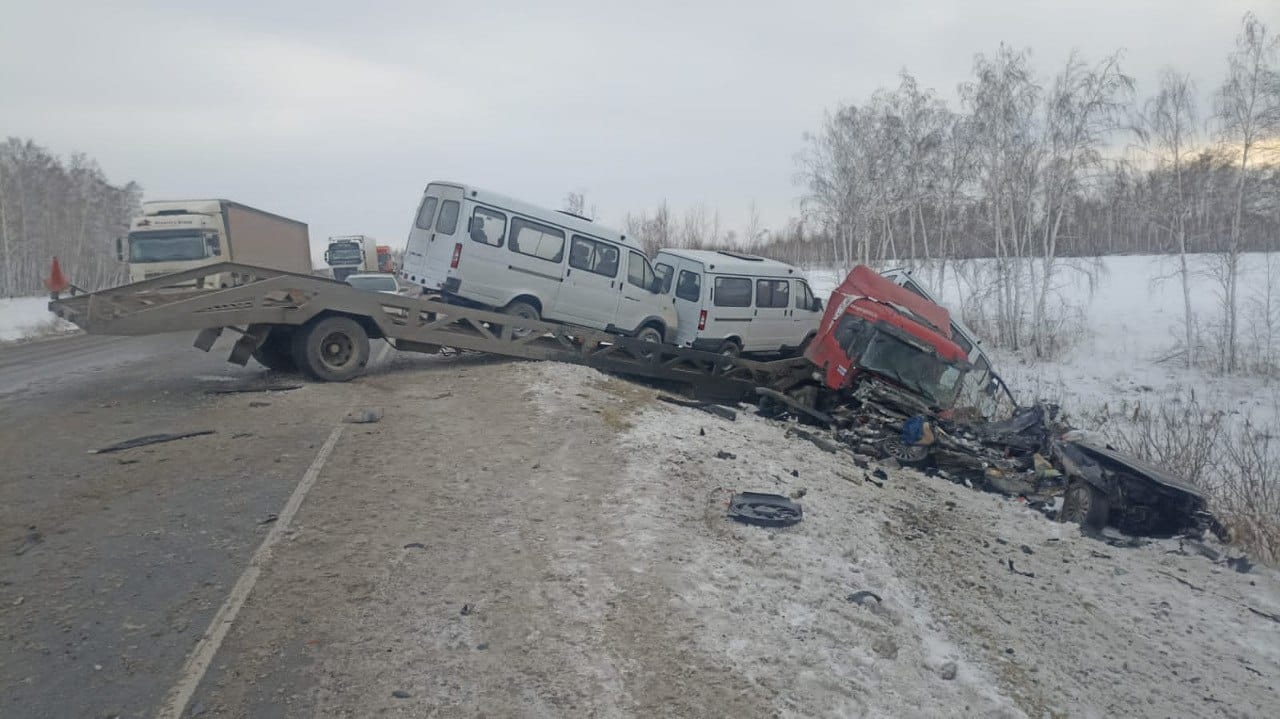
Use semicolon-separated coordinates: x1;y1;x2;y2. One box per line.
0;296;77;343
527;363;1280;718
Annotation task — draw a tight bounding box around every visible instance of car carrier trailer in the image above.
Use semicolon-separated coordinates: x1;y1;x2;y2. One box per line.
47;262;811;398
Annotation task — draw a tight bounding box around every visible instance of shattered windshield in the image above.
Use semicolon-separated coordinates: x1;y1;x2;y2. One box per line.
128;233;207;263
858;331;963;407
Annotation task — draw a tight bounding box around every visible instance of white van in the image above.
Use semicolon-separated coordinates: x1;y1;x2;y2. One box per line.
400;182;676;342
651;249;823;356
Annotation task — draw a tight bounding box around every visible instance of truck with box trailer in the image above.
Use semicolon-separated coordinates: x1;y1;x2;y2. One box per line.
118;200;311;288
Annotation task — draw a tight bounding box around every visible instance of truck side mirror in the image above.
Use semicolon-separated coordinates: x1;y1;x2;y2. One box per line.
206;234;222;256
649;277;661;294
812;298;823;312
115;237;124;262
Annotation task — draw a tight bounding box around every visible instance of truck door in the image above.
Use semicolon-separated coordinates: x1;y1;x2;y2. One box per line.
670;266;704;346
753;278;791;351
554;235;621;328
709;276;755;350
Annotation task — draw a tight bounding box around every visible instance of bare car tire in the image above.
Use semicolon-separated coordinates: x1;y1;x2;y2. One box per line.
291;315;370;382
718;339;742;357
252;328;297;373
1060;479;1110;529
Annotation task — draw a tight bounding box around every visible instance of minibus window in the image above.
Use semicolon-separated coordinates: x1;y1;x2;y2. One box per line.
569;236;619;277
436;201;460;234
470;207;506;246
713;277;752;307
654;263;674;293
795;281;814;310
510;217;565;262
676;271;701;302
756;279;790;308
415;196;439;230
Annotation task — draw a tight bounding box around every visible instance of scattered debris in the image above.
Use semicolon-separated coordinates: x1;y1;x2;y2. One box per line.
116;458;140;465
846;590;882;606
939;661;958;680
475;642;489;650
14;528;43;556
391;690;410;699
248;401;271;408
259;514;278;525
204;384;302;395
231;432;255;439
790;469;799;478
403;542;426;550
657;394;737;421
429;391;453;400
715;450;737;460
1158;571;1203;592
343;408;383;424
727;492;803;527
872;468;889;482
1006;559;1035;578
789;488;807;499
1020;545;1034;555
90;430;215;454
787;427;842;454
460;604;472;616
1227;556;1254;574
862;473;884;488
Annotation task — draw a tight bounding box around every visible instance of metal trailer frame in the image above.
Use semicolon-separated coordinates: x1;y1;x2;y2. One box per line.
49;263;812;397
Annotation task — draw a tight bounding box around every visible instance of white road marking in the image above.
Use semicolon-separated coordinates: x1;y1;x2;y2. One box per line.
156;426;345;719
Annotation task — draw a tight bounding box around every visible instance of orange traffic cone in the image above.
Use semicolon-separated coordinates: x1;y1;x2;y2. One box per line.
44;257;70;296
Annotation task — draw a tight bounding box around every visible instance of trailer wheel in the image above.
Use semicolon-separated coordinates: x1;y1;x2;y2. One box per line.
1060;479;1110;530
292;316;370;382
252;329;297;373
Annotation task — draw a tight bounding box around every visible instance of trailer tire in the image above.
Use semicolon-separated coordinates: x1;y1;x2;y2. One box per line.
252;329;297;373
636;325;663;344
1060;479;1110;530
292;316;370;382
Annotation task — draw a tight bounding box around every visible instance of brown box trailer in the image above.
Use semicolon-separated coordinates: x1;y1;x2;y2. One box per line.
220;202;311;274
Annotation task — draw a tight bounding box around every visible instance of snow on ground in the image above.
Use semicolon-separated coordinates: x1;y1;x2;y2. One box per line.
0;296;77;343
807;254;1280;429
526;362;1280;718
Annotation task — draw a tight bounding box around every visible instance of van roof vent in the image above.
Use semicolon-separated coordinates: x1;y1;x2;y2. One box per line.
716;250;764;262
556;210;592;222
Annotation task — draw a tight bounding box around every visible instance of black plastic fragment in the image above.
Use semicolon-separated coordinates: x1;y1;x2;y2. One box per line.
727;492;803;527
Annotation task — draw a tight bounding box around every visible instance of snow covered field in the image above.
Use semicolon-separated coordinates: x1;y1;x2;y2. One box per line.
529;362;1280;718
807;254;1280;430
0;296;76;343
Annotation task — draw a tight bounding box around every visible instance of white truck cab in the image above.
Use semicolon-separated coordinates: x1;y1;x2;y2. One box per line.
400;181;676;342
652;249;823;356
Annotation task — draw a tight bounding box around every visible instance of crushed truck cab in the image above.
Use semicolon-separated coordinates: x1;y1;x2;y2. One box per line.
805;265;976;414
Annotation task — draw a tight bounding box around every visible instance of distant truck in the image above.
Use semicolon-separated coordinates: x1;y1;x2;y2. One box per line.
119;200;310;288
324;236;392;281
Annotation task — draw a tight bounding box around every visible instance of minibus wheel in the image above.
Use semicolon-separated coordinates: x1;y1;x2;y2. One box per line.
502;301;541;339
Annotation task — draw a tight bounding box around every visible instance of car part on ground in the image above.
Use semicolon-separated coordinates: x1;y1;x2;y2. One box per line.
727;492;803;527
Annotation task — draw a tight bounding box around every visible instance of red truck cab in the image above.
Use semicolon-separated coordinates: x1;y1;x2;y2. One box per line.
804;265;971;410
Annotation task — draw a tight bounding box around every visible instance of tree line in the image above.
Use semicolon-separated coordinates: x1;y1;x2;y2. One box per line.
0;138;141;297
622;11;1280;372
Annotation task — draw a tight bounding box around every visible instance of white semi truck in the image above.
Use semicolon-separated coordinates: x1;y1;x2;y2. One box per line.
325;235;375;281
119;200;311;287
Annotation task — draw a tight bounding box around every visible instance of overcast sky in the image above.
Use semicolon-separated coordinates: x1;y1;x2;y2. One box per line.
2;0;1274;262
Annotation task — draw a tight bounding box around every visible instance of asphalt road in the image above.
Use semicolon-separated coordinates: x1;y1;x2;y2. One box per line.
0;332;389;719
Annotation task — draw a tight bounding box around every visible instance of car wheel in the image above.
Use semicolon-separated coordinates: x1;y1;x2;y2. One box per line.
636;326;663;343
1060;479;1110;529
291;316;370;382
879;437;931;466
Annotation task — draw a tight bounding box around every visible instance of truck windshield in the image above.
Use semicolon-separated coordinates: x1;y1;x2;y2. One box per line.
859;331;963;407
128;233;207;263
327;242;364;266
